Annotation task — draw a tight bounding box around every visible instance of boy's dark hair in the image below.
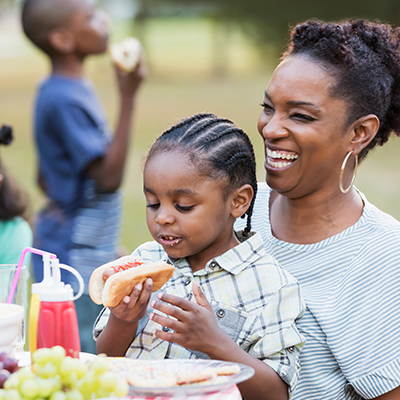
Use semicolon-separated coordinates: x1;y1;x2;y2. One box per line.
0;163;28;221
21;0;77;54
145;113;258;236
285;19;400;161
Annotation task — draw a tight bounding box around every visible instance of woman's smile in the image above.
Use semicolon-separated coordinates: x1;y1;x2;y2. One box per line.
266;147;299;169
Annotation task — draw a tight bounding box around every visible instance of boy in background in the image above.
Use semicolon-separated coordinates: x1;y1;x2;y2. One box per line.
21;0;146;353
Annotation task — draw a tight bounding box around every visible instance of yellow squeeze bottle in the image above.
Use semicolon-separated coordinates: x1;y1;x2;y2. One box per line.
29;253;53;352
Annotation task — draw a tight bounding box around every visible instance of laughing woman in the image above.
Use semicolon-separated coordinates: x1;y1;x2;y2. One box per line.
236;19;400;400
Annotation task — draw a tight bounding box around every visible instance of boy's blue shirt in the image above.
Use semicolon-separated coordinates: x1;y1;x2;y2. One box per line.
32;74;121;292
34;75;110;213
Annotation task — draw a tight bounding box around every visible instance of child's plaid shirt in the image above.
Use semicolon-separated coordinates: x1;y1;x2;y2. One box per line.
93;232;306;394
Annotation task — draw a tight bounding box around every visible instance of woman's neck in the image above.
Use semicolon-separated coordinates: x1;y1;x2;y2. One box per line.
269;188;364;244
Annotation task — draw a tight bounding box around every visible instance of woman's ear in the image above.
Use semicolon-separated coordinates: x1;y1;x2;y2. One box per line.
231;184;254;219
349;114;380;155
48;27;75;53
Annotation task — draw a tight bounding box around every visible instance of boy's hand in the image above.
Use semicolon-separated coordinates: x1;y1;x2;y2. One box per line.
149;282;226;354
114;50;147;98
109;277;153;324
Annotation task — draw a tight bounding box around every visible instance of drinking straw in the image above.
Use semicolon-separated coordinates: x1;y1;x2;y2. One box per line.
7;246;57;304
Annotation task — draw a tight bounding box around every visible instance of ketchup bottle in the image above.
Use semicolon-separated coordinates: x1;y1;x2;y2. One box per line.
36;258;84;358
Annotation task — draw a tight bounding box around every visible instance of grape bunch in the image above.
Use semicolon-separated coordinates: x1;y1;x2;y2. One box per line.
0;346;128;400
0;353;19;388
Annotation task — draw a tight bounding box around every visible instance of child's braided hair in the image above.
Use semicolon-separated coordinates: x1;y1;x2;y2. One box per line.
145;113;258;236
284;19;400;161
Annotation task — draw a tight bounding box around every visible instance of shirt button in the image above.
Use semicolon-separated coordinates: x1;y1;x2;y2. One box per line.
209;261;217;270
287;346;294;353
162;326;169;332
184;278;191;286
216;309;226;318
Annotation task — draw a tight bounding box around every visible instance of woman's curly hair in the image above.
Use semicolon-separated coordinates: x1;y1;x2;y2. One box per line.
284;19;400;161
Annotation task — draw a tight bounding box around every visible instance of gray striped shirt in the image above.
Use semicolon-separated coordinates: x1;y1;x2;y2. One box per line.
235;183;400;399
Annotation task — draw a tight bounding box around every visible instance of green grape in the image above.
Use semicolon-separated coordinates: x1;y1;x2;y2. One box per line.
90;358;108;376
0;389;6;400
65;389;84;400
3;375;20;391
32;348;54;366
98;372;114;391
41;362;59;379
73;363;87;381
20;379;40;399
112;377;129;397
3;389;21;400
51;347;66;360
36;377;55;398
49;391;66;400
15;368;35;383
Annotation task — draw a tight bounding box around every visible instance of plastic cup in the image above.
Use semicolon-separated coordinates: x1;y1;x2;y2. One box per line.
0;303;25;355
0;264;27;354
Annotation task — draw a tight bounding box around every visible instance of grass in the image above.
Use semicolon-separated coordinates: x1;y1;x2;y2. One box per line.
1;15;400;256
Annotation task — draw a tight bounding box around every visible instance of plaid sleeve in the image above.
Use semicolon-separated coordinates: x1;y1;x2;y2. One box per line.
249;280;306;396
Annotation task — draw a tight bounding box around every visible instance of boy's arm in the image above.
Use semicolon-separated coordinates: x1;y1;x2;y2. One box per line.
87;55;147;192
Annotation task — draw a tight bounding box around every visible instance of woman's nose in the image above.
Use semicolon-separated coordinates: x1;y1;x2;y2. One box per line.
257;113;289;140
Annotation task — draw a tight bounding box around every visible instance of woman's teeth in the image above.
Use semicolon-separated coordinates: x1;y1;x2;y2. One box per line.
267;149;298;168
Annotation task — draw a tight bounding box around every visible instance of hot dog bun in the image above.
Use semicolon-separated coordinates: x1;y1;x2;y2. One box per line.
89;255;174;307
110;37;142;73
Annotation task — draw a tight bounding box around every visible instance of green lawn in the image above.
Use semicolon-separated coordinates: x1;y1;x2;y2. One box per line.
1;16;400;254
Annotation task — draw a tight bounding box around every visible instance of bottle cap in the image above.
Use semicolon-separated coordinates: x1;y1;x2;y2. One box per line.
31;253;55;294
39;258;75;302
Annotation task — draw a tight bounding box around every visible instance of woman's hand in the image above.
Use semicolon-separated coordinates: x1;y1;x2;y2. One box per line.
149;281;226;354
109;278;153;324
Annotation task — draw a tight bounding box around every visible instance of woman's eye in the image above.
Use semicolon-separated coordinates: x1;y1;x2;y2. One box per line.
146;203;159;209
292;113;316;122
260;102;274;113
176;205;194;212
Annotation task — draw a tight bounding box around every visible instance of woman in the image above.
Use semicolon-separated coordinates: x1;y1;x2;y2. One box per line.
236;20;400;399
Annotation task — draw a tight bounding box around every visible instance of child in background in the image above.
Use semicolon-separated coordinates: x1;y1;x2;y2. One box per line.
0;125;32;264
21;0;146;353
94;114;306;400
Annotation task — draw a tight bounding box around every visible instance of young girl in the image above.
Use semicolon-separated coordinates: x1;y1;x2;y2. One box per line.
0;127;32;264
94;113;305;400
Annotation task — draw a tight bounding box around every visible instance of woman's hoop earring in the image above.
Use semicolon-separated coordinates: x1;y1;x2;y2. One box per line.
339;151;359;194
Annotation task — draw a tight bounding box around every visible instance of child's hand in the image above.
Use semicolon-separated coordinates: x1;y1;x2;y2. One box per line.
109;278;153;324
149;282;225;354
114;51;147;98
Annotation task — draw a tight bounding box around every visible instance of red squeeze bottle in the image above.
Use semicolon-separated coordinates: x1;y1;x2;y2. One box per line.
36;259;84;358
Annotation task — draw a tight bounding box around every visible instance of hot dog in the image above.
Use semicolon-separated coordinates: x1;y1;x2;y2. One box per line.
110;37;142;74
89;255;174;307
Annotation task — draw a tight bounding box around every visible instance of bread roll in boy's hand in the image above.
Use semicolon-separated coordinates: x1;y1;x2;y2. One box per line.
110;37;142;74
89;255;174;307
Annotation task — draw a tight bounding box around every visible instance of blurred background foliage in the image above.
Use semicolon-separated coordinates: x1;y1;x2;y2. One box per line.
0;0;400;253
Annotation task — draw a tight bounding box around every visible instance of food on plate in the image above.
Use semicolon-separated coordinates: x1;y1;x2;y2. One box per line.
89;255;175;307
106;357;241;389
110;37;142;73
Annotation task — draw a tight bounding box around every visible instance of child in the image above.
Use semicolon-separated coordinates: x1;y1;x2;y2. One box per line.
21;0;146;353
94;114;306;400
0;126;32;264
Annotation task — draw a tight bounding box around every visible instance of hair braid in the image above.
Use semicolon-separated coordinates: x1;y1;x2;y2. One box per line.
145;113;258;234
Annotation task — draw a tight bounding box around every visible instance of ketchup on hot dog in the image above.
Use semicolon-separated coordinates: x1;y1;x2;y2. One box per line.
102;259;144;282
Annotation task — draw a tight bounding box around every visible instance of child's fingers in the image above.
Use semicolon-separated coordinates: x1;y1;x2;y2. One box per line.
149;311;182;333
156;292;194;311
150;298;186;321
192;281;212;310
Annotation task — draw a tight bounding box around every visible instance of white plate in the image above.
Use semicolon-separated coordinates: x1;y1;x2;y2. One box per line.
16;351;97;367
123;359;254;397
